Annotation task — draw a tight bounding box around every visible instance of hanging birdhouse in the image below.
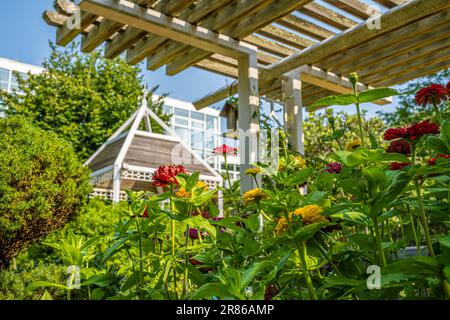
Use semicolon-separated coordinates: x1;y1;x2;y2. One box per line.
220;98;238;131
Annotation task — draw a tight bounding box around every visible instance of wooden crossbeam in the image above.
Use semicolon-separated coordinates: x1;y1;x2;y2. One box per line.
265;0;450;80
257;25;317;50
102;0;196;58
195;59;238;78
82;18;123;52
43;10;68;27
322;0;379;20
277;14;335;40
373;0;408;9
298;3;358;30
166;0;313;76
317;10;450;74
78;0;257;59
138;0;274;68
244;34;297;57
57;11;98;46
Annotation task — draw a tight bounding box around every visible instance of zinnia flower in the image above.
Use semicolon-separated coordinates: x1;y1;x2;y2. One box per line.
428;154;450;165
389;162;411;171
292;156;307;169
186;228;208;240
176;181;209;198
243;188;267;205
407;120;440;140
386;139;411;155
264;284;279;300
275;205;327;235
152;165;187;187
293;205;328;226
415;84;447;107
345;138;362;151
245;167;262;176
325;162;342;174
384;120;439;141
213;144;237;156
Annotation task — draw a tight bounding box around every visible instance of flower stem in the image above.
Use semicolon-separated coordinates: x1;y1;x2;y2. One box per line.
407;206;421;256
224;153;240;215
169;184;178;297
432;102;443;125
411;144;435;257
372;215;387;268
299;241;318;300
352;84;365;148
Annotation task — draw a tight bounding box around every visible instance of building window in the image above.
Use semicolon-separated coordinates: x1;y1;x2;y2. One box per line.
191;111;204;121
174;107;189;117
0;67;10;91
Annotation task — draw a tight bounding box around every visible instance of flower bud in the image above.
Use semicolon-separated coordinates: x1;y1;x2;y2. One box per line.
349;72;359;86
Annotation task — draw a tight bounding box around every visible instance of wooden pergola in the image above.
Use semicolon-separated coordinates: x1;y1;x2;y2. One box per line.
43;0;450;192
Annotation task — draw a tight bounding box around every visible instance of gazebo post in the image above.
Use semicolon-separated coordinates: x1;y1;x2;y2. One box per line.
284;70;304;155
238;52;259;193
112;164;121;203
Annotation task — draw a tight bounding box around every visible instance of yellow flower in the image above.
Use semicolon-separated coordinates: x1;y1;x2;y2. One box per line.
195;181;209;191
245;167;262;176
243;188;267;205
176;181;209;198
175;188;191;198
275;217;288;235
292;156;306;169
345;138;362;151
275;205;327;235
292;205;327;226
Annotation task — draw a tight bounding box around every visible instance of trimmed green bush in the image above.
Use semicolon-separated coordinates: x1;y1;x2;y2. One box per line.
0;117;91;269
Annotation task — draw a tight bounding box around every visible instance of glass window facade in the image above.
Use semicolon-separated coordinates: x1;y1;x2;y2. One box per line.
0;67;10;91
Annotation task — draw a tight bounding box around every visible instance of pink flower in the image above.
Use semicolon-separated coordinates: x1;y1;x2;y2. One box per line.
415;84;447;107
213;144;237;156
387;139;411;155
152;165;187;187
389;162;411;171
325;162;342;174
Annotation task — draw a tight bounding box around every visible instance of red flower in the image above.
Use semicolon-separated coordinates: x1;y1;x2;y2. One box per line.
152;165;187;187
407;120;440;140
384;120;439;141
213;144;237;156
428;154;450;165
415;84;447;107
386;139;411;155
325;162;342;174
383;127;408;141
389;162;411;171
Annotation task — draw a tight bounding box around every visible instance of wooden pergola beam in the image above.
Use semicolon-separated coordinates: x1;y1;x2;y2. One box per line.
244;34;297;57
322;0;379;20
373;0;408;9
77;0;257;59
166;0;313;76
265;0;450;80
127;0;271;65
277;14;335;41
298;3;358;30
257;25;317;50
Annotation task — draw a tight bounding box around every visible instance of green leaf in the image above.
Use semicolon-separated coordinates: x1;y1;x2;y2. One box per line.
90;288;105;300
241;261;273;289
426;136;450;154
371;171;411;214
40;290;53;300
439;234;450;249
27;281;68;291
190;283;231;300
184;215;217;239
293;222;328;242
308;94;357;110
358;88;399;103
81;274;115;288
331;211;370;226
383;256;440;276
245;214;260;232
284;168;313;186
441;120;450;147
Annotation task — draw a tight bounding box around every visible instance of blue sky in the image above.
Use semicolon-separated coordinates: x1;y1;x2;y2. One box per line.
0;0;399;115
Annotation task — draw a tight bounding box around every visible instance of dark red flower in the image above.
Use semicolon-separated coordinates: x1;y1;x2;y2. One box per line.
387;139;411;155
407;120;440;140
189;257;202;266
384;121;439;141
428;154;450;165
415;84;447;107
383;127;408;141
446;81;450;96
152;165;187;187
186;228;208;240
389;162;411;171
213;144;237;156
264;284;279;300
325;162;342;174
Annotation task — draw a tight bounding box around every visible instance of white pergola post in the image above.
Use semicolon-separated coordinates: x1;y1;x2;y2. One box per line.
238;52;259;193
284;71;304;155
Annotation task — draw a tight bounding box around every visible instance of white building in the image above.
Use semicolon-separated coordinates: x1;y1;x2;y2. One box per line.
0;57;239;181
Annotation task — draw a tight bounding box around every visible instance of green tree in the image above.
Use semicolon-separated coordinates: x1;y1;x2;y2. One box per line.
377;69;449;126
0;42;169;160
0;117;91;269
304;108;386;159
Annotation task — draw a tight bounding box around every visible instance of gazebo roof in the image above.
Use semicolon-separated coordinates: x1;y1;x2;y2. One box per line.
44;0;450;109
